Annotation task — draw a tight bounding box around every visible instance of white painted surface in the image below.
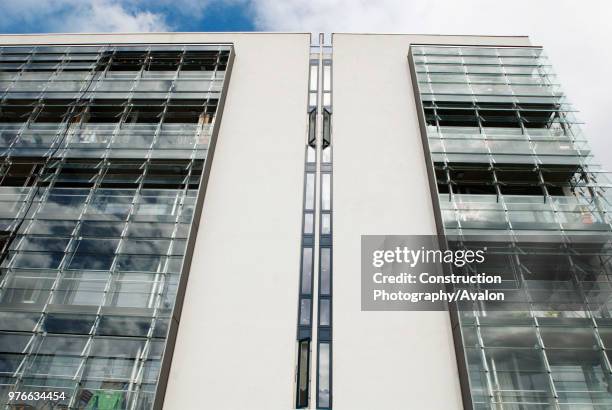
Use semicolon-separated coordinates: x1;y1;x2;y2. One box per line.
161;34;310;410
331;34;530;410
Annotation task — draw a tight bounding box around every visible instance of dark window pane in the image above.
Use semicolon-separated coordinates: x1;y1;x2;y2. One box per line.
74;239;119;254
98;316;151;337
0;312;40;331
24;220;77;235
0;333;32;353
80;221;124;237
299;298;311;326
320;248;331;296
68;253;115;271
44;314;96;335
319;299;330;326
12;252;63;269
115;255;163;272
301;248;313;295
296;340;310;408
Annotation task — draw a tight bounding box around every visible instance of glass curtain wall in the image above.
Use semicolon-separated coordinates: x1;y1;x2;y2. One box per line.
0;44;231;409
411;45;612;410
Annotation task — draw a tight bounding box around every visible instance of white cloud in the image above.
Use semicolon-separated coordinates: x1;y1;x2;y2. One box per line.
250;0;612;169
0;0;170;33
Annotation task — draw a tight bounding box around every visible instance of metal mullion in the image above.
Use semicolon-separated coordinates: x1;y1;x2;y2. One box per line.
445;165;464;232
484;158;508;228
129;159;193;410
5;49;70;156
295;58;317;410
525;117;578;227
432;102;453;207
538;166;568;234
317;53;333;410
37;50;75;158
81;46;112;97
38;49;70;97
565;244;612;375
87;160;150;408
472;312;497;407
446;163;468;236
501;50;540;169
84;47;116;98
103;48;151;160
6;98;43;157
194;49;218;151
148;48;185;161
55;159;117;409
131;160;194;409
455;230;496;407
0;162;59;294
432;103;451;167
39;158;104;306
513;248;562;409
310;33;325;409
77;48;101;97
59;48;111;160
515;105;543;171
8;158;104;402
104;49;149;158
473;102;501;203
102;99;131;157
64;158;144;409
578;169;612;229
0;48;35;102
476;62;513;230
82;47;121;154
45;158;106;403
477;107;495;176
450;149;495;408
196;49;213;152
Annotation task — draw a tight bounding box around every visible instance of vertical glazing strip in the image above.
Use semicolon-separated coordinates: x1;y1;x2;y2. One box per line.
317;41;333;410
295;55;318;409
295;33;333;410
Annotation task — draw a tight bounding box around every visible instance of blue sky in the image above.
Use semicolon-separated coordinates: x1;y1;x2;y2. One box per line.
1;0;612;168
0;1;256;33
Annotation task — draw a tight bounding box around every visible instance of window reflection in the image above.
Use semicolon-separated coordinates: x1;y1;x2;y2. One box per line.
0;43;231;408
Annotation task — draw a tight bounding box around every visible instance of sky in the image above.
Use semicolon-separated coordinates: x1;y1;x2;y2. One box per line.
1;0;611;169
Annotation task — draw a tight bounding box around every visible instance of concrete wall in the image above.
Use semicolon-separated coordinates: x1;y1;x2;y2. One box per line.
165;34;309;410
331;34;531;410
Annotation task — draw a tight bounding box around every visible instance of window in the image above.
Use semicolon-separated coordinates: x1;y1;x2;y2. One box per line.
317;343;331;408
299;299;311;326
320;248;331;296
44;314;96;335
301;247;313;295
304;173;315;210
296;340;310;408
321;174;331;211
303;213;314;235
319;299;330;326
0;44;231;405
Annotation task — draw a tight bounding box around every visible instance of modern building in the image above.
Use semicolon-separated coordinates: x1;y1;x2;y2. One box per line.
0;32;609;410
